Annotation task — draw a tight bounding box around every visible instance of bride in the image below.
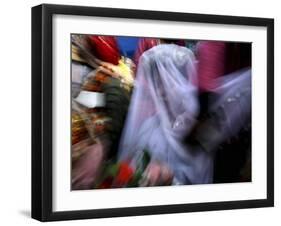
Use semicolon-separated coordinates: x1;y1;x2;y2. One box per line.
117;43;214;186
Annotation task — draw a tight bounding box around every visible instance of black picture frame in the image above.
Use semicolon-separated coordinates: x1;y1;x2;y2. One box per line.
32;3;274;222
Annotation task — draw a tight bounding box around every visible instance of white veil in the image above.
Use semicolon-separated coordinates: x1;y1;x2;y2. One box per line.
118;44;214;184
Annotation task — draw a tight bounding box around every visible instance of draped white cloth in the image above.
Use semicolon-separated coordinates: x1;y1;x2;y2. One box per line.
118;44;214;184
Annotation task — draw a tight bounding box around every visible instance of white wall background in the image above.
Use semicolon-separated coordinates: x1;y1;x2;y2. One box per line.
0;0;279;225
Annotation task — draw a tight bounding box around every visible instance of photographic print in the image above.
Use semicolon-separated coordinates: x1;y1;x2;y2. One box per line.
71;35;252;190
32;4;273;221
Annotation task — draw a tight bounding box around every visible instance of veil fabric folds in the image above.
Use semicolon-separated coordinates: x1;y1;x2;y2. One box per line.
118;44;214;184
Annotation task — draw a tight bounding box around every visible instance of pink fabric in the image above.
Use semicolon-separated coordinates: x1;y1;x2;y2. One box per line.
197;41;226;92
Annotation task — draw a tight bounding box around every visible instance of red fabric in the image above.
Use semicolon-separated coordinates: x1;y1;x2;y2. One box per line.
197;41;226;92
88;36;120;65
133;38;159;66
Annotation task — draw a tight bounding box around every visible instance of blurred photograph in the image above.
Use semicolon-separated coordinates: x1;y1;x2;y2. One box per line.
71;34;252;190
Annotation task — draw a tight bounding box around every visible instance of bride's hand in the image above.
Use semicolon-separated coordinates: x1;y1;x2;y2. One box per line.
140;162;173;186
